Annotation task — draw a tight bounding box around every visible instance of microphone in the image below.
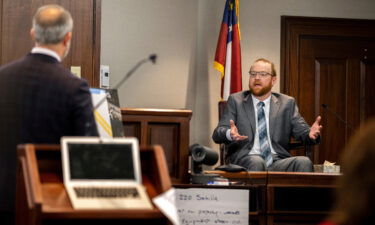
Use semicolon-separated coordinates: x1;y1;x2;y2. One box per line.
321;104;354;131
149;54;157;64
93;54;157;110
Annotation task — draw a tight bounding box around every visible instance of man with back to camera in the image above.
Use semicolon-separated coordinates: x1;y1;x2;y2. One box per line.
213;58;322;172
0;4;98;224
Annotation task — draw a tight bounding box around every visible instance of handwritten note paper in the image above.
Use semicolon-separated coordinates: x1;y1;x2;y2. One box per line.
153;188;249;225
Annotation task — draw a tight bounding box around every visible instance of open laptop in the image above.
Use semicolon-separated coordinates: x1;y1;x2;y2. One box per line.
61;137;153;209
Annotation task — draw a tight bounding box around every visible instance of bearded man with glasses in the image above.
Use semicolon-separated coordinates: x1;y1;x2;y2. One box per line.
213;58;322;171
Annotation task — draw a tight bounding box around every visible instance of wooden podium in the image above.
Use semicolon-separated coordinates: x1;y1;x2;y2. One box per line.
16;144;172;225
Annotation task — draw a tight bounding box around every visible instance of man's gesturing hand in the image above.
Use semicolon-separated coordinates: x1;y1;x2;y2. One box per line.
230;120;248;141
309;116;323;140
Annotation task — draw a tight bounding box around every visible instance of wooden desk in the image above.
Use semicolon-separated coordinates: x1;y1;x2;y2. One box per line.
121;108;192;184
203;171;340;225
266;172;339;225
16;144;172;225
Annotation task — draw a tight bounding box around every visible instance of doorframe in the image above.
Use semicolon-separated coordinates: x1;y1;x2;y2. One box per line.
280;16;375;96
92;0;101;88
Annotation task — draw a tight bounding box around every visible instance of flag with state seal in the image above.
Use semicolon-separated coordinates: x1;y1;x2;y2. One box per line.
214;0;242;100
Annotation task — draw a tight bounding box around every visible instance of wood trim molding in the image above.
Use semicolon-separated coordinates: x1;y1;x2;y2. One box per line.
0;0;2;64
92;0;101;87
122;107;193;118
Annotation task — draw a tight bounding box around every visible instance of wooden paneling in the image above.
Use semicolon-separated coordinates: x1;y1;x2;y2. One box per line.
0;0;100;87
316;59;348;162
148;123;179;178
122;108;192;184
281;16;375;164
123;122;141;140
267;172;338;225
364;60;375;118
1;0;33;63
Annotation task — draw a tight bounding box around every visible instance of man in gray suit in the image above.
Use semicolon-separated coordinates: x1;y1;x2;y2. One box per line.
212;58;322;172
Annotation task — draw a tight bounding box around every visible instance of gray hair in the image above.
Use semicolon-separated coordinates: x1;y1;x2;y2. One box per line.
32;4;73;44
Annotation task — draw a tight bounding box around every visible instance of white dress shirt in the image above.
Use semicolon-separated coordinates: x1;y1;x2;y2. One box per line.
31;47;61;62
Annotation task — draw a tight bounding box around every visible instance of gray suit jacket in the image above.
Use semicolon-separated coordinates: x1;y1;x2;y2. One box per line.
212;91;319;165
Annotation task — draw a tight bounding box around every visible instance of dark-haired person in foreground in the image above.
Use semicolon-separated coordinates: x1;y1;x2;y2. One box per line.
320;119;375;225
0;5;98;224
213;58;322;171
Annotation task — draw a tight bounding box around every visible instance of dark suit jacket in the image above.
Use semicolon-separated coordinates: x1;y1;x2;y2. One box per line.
212;91;319;165
0;53;98;212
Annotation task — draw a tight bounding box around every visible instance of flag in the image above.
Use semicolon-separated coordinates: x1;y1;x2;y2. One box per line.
214;0;242;101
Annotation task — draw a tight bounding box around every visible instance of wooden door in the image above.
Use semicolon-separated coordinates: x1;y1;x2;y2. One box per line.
0;0;101;87
281;17;375;163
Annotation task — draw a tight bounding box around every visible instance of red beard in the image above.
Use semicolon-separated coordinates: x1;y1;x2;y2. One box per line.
250;82;273;97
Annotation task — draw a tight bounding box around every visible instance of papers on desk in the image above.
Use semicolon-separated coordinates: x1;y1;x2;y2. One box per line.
314;161;341;173
153;188;179;224
90;88;124;138
153;188;249;225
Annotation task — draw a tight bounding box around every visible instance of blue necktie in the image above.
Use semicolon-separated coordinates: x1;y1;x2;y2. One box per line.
257;101;273;167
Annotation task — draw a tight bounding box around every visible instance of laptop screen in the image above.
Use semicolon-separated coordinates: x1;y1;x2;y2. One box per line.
68;143;136;180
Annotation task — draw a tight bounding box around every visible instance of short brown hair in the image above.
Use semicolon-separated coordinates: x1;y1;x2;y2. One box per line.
330;118;375;225
250;58;277;77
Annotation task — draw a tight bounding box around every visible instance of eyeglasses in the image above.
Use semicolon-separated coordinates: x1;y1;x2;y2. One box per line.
249;71;272;78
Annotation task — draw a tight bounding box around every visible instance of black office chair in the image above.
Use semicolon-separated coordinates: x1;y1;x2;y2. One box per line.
218;100;313;165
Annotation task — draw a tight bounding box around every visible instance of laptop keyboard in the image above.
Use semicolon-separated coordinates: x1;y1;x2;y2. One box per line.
74;187;140;198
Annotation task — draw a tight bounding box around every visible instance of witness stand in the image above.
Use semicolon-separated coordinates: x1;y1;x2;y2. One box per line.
16;144;171;225
194;170;340;225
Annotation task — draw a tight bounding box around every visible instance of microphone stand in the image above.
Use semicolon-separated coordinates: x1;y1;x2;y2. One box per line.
93;54;157;110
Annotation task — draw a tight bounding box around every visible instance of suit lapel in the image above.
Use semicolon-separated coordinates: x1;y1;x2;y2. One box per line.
269;94;280;138
243;94;256;135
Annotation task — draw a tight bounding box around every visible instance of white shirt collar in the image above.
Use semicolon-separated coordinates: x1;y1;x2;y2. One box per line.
31;47;61;62
251;94;271;107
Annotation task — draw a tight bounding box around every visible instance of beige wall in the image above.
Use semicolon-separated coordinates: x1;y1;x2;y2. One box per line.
101;0;198;109
101;0;375;153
